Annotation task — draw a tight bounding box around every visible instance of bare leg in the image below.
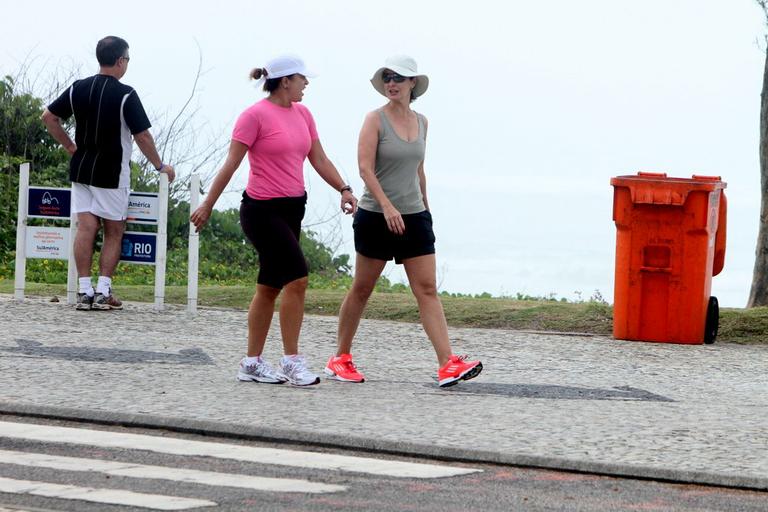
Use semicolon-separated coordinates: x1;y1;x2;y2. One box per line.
403;254;452;366
99;219;126;277
74;213;100;277
247;284;281;357
279;276;308;355
336;254;387;355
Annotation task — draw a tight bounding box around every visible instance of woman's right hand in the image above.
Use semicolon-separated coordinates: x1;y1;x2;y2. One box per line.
382;203;405;235
190;203;213;233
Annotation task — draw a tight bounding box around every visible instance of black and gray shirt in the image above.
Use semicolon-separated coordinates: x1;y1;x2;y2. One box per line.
48;74;151;189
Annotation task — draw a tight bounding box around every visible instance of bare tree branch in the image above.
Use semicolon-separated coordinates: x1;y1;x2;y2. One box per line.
161;40;203;162
133;41;227;201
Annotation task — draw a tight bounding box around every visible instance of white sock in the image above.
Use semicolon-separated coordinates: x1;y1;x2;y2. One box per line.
78;277;94;296
96;276;112;295
244;356;262;365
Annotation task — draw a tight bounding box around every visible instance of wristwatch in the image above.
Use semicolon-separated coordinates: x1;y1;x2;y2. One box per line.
340;185;352;193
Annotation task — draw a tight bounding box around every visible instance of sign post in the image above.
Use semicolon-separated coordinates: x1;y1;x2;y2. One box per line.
187;174;200;315
14;163;169;309
14;163;30;301
67;209;77;305
14;163;75;302
119;178;168;311
154;173;168;310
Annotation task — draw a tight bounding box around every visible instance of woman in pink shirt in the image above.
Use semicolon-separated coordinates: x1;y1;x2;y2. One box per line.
191;55;357;386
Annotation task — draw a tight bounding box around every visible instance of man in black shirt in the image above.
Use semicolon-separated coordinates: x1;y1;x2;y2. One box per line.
42;36;175;310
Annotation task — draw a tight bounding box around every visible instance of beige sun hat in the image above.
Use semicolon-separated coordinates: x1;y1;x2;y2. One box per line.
370;55;429;98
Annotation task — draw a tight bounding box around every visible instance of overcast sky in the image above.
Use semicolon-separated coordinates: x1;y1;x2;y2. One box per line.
2;0;764;307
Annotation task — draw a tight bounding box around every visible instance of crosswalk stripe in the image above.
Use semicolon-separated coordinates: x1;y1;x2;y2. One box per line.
0;477;215;510
0;421;479;478
0;449;346;494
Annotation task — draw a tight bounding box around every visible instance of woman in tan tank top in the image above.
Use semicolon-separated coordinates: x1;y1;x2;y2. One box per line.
324;55;483;388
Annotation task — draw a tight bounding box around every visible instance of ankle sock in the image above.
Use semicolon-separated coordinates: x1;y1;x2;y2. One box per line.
78;277;94;296
96;276;112;295
244;356;262;366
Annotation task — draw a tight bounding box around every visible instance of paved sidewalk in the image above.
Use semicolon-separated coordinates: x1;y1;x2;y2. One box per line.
1;295;766;490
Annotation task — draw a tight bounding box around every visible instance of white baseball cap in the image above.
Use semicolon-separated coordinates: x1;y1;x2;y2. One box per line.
264;55;317;79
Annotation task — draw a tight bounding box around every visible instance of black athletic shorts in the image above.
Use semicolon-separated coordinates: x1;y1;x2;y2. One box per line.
239;192;308;289
353;207;436;264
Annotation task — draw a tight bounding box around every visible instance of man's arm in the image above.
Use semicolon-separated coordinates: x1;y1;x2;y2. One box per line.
133;130;175;183
40;109;76;155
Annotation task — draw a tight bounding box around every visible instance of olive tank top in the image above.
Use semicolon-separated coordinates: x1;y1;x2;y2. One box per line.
358;109;426;214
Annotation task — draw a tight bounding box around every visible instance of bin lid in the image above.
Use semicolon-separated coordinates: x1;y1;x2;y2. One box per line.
610;172;726;206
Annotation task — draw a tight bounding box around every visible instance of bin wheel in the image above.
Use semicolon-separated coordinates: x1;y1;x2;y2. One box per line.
704;296;719;344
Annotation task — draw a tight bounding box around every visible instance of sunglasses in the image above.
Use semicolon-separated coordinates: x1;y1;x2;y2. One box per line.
381;72;407;83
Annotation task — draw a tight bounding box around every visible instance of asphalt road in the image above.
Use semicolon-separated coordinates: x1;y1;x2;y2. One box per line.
0;416;765;512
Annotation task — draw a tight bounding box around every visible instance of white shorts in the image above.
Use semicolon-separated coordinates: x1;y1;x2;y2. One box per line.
72;183;130;221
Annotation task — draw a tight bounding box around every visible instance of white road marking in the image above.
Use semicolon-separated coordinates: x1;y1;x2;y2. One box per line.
0;421;479;478
0;449;346;494
0;477;215;510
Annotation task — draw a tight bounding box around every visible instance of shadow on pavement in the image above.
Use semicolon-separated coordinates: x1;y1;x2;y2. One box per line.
427;382;675;402
2;339;214;365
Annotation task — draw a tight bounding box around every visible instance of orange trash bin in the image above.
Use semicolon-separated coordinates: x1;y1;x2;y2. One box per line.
610;172;727;344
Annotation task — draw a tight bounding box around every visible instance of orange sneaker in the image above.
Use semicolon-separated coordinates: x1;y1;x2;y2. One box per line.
438;355;483;388
324;354;365;383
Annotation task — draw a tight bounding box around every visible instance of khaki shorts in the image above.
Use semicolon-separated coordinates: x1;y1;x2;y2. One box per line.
72;183;130;221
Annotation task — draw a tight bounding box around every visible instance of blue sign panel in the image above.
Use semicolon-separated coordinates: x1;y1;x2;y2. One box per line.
28;188;71;218
120;232;157;264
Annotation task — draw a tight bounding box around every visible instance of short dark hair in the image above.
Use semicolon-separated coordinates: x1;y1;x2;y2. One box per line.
263;77;284;93
96;36;129;66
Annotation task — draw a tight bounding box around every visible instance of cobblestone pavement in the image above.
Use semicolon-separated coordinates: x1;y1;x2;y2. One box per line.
1;295;767;489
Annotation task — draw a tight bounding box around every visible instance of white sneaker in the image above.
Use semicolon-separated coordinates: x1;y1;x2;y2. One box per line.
237;357;287;384
278;355;320;386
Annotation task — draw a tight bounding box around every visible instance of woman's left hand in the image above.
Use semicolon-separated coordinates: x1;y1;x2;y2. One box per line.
341;191;357;215
190;203;213;232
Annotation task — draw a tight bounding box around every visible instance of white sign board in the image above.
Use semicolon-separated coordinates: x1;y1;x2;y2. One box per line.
126;192;159;224
25;226;70;260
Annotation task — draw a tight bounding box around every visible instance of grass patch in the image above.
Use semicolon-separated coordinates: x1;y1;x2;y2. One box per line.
719;307;768;344
2;281;765;344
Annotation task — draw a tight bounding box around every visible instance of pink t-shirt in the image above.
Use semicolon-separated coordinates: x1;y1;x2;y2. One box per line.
232;99;319;200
